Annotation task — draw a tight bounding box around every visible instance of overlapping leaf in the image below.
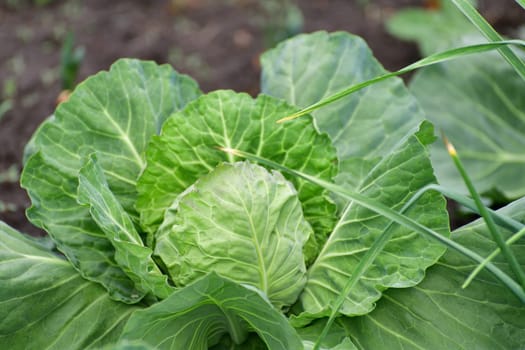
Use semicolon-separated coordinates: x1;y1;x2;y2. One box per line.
295;123;449;318
155;162;310;309
78;155;173;300
0;222;137;349
120;273;303;350
261;32;449;317
410;51;525;199
261;31;426;183
343;198;525;349
21;59;201;302
298;319;357;350
137;90;337;257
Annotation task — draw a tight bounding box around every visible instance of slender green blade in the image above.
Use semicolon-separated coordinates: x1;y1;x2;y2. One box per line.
221;147;525;302
451;0;525;81
120;273;303;350
343;198;525;349
297;123;449;318
386;0;479;56
78;154;173;299
137;91;337;259
155;162;310;309
444;139;525;288
298;319;357;350
21;59;201;302
0;222;137;349
411;50;525;198
261;31;425;172
273;40;525;122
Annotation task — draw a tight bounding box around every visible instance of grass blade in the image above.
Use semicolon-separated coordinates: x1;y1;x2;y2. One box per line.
314;183;525;349
220;147;525;303
451;0;525;81
278;40;525;123
444;137;525;289
463;227;525;289
517;0;525;10
408;184;524;232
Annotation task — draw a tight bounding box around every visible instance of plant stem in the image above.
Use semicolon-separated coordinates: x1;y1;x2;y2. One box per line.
444;137;525;290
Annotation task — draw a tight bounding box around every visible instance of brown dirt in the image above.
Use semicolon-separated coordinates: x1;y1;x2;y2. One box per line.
1;0;524;236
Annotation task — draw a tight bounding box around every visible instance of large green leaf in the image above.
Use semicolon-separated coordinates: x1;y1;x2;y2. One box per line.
0;221;137;349
21;59;201;302
155;162;310;309
120;273;303;350
343;198;525;349
137;90;337;255
296;123;449;318
410;51;525;198
261;32;449;317
261;31;426;182
77;154;173;300
386;0;478;56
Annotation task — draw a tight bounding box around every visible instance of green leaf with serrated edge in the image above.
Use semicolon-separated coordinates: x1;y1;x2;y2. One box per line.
155;162;310;309
137;90;337;259
119;273;303;350
21;59;201;302
386;0;478;56
261;31;426;188
411;50;525;199
21;152;141;302
78;154;173;300
342;198;525;350
294;122;449;319
0;221;138;349
261;31;449;317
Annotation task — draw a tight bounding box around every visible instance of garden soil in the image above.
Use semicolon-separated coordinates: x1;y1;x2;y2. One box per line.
1;0;524;236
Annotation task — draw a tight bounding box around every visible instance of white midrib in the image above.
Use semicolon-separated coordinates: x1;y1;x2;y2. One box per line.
235;182;268;294
102;108;144;168
217;96;234;163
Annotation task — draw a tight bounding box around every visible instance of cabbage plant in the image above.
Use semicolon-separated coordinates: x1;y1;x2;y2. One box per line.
1;30;524;350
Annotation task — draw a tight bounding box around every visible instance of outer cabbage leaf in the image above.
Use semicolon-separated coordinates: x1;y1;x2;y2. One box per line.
120;273;303;350
77;154;173;300
296;123;449;318
0;221;138;349
261;32;448;317
20;59;201;302
343;198;525;349
261;31;426;188
410;51;525;199
155;162;310;309
137;90;337;257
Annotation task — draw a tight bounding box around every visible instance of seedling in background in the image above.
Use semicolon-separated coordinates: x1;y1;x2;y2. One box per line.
60;32;84;91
